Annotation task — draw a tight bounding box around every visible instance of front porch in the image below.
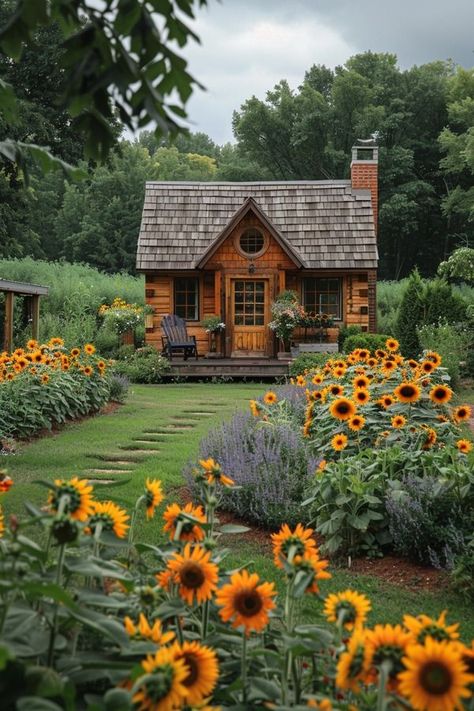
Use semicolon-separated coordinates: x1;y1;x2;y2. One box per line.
166;357;291;379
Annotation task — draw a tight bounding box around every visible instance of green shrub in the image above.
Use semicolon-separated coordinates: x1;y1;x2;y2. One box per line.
114;346;170;383
342;332;390;353
337;324;362;350
289;352;333;376
451;535;474;601
108;373;130;403
417;322;470;386
423;278;467;324
395;268;425;358
377;280;406;335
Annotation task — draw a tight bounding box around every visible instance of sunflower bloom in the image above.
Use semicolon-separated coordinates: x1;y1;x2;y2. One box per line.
198;458;234;488
429;385;453;405
365;624;414;687
166;544;218;606
328;384;344;397
172;641;219;706
163;502;207;542
216;569;276;635
271;523;317;569
49;477;94;521
403;611;459;644
420;360;435;375
394;382;421;404
0;474;13;494
324;590;371;631
353;374;370;389
84;343;96;355
336;628;369;692
453;404;472;423
379;394;395;409
353;388;370;405
329;397;356;421
124;613;175;645
249;399;262;417
398;638;474;711
263;391;278;405
385;338;399;352
294;551;331;594
457;439;472;454
391;414;406;429
132;646;188;711
331;433;348;451
88;500;130;538
348;415;365;431
144;478;164;519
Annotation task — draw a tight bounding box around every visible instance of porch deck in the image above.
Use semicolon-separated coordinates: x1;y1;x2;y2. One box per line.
167;357;290;379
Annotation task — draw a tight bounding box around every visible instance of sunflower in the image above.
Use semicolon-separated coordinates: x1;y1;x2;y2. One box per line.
407;358;419;369
332;366;347;378
309;389;325;403
365;624;413;687
83;365;93;376
88;500;130;538
172;641;219;706
394;382;421;404
353;374;370;389
317;459;327;472
386;338;399;352
336;628;369;692
353;388;370;405
420;360;435;375
271;523;317;568
422;427;437;449
166;544;218;606
41;374;49;385
294;551;331;594
263;391;278;405
296;375;306;387
131;646;188;711
144;478;164;519
162;502;206;542
324;590;371;631
403;611;459;644
70;347;80;357
26;339;38;350
379;394;395;409
48;337;64;348
429;385;453;405
84;343;96;355
124;613;175;645
0;474;13;493
331;433;348;451
249;399;262;417
198;458;234;487
391;414;406;429
453;404;472;423
49;477;94;521
329;397;356;421
215;569;276;634
375;348;387;359
348;415;365;432
328;384;344;397
457;439;472;454
357;349;369;361
425;350;442;367
312;374;324;385
398;638;473;711
382;359;397;376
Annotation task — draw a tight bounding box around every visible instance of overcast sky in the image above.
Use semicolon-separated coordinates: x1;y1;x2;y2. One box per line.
179;0;474;144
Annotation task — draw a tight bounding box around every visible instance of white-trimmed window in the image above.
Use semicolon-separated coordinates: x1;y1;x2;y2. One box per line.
174;278;199;320
303;278;342;319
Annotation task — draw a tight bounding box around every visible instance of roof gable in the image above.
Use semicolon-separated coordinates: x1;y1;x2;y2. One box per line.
195;197;306;269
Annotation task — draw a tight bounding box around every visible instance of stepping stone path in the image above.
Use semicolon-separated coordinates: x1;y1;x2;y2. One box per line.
82;402;220;480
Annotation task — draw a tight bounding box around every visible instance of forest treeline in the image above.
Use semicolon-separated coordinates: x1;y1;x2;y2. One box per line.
1;14;473;278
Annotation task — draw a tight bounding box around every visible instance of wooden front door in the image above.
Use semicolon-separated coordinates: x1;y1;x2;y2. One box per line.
230;279;268;357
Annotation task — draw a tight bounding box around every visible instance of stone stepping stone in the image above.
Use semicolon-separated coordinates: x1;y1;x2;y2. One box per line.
103;459;134;466
86;453;142;463
119;447;161;454
182;411;216;416
88;468;133;475
87;478;116;484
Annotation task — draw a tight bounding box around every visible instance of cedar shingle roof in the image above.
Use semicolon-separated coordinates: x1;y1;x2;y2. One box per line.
136;181;378;271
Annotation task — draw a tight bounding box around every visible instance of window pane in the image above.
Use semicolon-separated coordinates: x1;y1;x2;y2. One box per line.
303;278;341;319
174;278;198;320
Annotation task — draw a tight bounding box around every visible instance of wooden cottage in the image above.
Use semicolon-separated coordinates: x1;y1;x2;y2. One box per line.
136;142;378;359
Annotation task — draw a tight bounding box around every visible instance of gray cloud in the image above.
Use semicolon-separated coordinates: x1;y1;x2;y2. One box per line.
178;0;474;143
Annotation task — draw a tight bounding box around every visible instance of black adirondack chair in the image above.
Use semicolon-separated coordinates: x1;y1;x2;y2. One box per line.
161;314;198;360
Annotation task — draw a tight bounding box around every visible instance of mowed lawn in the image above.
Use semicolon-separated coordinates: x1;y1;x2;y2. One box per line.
3;383;474;640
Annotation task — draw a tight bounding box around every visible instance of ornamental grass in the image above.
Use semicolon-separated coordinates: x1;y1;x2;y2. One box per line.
0;338;114;439
0;464;473;710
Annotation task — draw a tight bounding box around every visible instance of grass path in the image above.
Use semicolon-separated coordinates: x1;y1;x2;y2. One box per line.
3;383;474;640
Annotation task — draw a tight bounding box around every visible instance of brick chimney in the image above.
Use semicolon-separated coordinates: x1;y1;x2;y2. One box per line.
351;140;378;234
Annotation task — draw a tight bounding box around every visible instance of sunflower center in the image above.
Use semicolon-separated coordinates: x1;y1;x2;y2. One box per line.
180;562;205;589
144;665;174;701
234;589;263;617
336;402;349;414
181;653;199;686
419;661;452;696
400;385;415;398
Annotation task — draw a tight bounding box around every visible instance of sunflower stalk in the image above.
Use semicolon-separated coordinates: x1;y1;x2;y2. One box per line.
128;494;145;564
46;542;67;668
241;629;248;704
376;661;391;711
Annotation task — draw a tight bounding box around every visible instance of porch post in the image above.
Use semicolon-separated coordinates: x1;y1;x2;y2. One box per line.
4;291;14;352
31;294;41;341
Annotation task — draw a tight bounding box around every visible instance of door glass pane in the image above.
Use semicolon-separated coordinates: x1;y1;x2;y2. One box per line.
235;315;244;325
255;315;264;325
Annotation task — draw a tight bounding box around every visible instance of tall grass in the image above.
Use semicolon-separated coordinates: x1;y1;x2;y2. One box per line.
0;258;144;347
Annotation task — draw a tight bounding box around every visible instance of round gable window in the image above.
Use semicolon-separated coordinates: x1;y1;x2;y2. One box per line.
238;228;266;258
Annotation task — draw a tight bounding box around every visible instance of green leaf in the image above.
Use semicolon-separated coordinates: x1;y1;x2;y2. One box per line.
0;79;18;123
218;524;250;534
247;677;280;701
16;698;63;711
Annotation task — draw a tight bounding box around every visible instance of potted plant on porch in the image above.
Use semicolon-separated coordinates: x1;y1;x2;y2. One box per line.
268;291;304;359
202;314;225;358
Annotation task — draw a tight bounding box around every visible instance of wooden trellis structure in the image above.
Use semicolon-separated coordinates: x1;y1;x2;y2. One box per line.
0;279;49;352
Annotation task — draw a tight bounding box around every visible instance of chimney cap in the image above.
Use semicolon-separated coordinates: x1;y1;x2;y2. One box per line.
352;139;378;163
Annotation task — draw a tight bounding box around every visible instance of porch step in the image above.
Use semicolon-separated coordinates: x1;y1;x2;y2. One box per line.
167;358;289;379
